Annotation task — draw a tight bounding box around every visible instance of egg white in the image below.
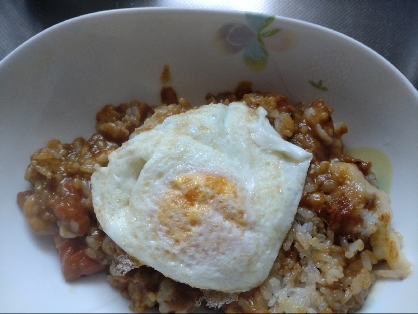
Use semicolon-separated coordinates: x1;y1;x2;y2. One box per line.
91;102;312;293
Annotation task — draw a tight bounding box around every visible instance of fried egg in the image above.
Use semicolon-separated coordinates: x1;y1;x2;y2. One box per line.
91;102;312;293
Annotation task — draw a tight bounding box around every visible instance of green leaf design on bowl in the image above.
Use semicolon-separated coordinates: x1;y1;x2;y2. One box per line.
309;79;328;91
260;28;281;38
214;13;296;73
246;13;273;33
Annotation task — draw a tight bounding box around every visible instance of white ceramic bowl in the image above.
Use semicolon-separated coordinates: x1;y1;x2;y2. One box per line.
0;8;417;313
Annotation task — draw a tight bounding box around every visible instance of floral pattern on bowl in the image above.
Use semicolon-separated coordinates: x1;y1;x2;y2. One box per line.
305;50;352;92
213;12;298;72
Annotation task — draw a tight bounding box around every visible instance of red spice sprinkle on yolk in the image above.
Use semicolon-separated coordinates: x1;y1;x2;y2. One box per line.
157;173;246;245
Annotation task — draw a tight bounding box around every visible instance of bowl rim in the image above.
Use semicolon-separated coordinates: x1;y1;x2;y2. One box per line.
1;7;417;99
